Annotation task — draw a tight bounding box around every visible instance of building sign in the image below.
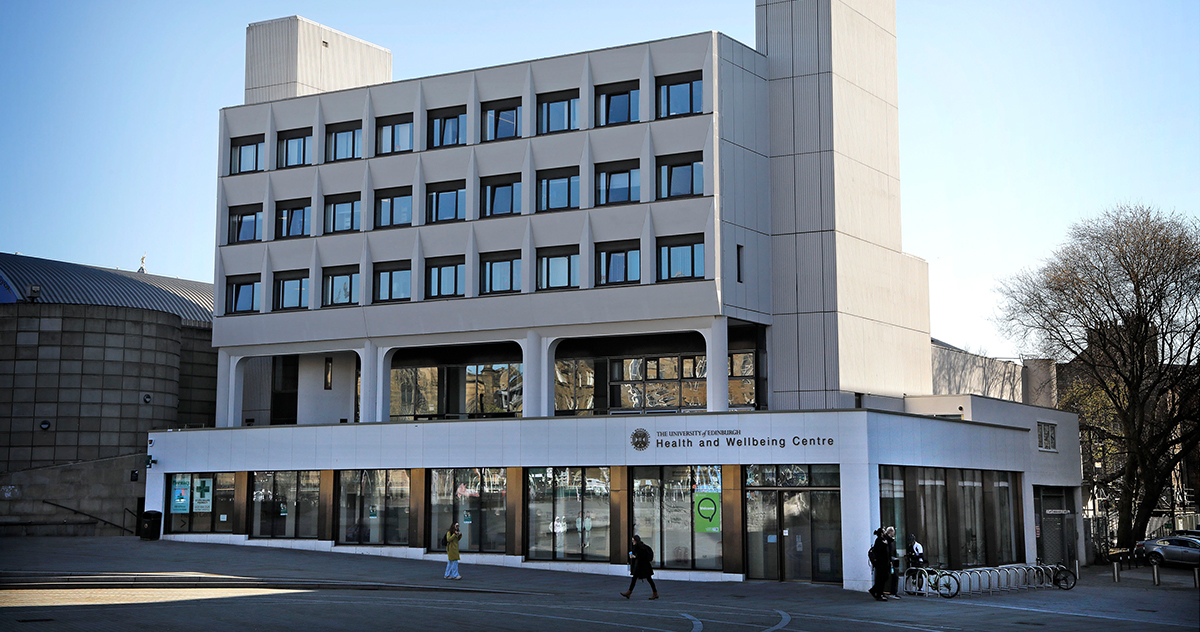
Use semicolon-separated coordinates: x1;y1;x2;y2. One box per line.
646;428;835;450
694;492;720;533
170;474;191;514
192;478;213;513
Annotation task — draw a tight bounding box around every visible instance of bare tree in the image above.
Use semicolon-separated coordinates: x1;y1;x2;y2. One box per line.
999;205;1200;548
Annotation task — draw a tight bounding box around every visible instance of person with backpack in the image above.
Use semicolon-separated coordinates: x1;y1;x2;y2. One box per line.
444;522;462;580
620;535;658;600
868;527;893;601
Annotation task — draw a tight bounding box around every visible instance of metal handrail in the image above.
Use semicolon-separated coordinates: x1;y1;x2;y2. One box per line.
42;500;134;534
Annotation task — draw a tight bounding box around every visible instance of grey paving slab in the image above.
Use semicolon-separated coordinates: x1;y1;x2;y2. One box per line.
1;538;1196;632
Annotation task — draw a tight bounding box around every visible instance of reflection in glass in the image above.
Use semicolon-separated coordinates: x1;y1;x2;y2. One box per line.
554;359;595;414
958;469;986;566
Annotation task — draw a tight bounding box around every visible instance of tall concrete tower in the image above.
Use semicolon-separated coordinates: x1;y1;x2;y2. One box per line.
758;0;931;408
244;16;392;105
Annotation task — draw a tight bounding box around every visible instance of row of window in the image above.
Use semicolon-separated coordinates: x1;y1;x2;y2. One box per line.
229;74;703;174
224;238;703;313
226;155;699;245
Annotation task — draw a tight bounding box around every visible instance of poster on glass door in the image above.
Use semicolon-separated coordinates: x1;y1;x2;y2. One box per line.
170;474;191;514
192;478;213;513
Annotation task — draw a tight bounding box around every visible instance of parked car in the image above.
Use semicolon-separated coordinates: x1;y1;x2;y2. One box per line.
1135;536;1200;567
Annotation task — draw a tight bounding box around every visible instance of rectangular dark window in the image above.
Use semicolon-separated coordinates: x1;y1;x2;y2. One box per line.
273;271;309;311
324;194;361;233
657;153;704;199
537;168;580;212
230;135;265;174
426;257;466;299
537;247;580;290
337;469;411;545
375;187;413;229
374;262;412;303
1038;422;1057;451
596;241;641;286
480;251;522;295
277;128;313;168
322;266;359;306
609;354;706;412
482;98;522;142
324;358;333;390
275;199;311;239
427;106;467;149
376;114;414;155
736;244;744;283
595;81;640;127
595;160;640;206
325;121;362;162
425;181;467;223
657;236;705;281
481;175;522;218
657;72;703;118
226;276;260;314
538;90;579;134
228;205;262;244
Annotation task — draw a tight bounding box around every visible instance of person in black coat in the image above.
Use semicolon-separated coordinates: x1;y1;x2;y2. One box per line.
620;535;658;600
868;527;893;601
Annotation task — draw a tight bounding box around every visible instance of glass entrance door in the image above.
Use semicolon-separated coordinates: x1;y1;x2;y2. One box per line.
744;465;843;582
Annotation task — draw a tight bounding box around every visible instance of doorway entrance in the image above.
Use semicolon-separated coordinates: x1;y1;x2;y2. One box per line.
744;465;843;582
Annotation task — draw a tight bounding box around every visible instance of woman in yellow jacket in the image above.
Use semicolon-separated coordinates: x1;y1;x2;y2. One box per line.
444;522;463;580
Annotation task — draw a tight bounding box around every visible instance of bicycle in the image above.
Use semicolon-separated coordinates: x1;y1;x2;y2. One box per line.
904;566;960;598
1050;564;1077;590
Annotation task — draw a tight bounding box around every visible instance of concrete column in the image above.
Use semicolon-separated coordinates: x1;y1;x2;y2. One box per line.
377;347;394;424
224;353;246;428
521;331;544;418
359;340;378;422
215;349;232;427
704;316;729;412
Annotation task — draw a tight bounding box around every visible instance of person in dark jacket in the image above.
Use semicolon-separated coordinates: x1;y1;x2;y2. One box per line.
868;527;893;601
884;526;902;599
620;535;658;600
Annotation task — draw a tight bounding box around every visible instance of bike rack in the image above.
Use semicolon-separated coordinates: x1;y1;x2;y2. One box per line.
902;563;1076;598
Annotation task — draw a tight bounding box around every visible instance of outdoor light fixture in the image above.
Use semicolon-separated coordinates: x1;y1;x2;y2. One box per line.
39;420;51;430
26;285;41;301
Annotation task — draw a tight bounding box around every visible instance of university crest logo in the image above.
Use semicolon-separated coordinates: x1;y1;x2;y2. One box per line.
630;428;650;451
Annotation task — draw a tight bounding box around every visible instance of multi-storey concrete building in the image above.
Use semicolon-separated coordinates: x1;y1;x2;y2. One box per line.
147;4;1084;590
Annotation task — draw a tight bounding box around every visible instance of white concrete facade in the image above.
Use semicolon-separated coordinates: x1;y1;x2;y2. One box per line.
160;1;1083;590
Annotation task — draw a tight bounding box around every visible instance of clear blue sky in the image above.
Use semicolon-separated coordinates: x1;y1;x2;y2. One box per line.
1;0;1196;359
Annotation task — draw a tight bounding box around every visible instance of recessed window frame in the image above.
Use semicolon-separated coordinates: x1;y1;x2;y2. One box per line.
425;181;467;224
275;199;311;240
537;90;580;135
376;114;414;155
322;266;360;307
228;204;263;244
480;174;522;218
374;261;412;303
656;71;703;119
324;193;361;234
479;251;522;296
481;98;523;142
375;187;413;229
230;135;265;175
272;270;309;311
225;275;261;314
657;152;704;200
427;106;467;149
595;240;641;287
536;246;580;291
657;235;705;282
277;128;313;169
426;257;466;299
595;160;641;206
536;167;580;212
595;81;640;127
325;121;363;162
1037;422;1057;452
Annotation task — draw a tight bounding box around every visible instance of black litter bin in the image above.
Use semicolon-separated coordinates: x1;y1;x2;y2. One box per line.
140;510;162;540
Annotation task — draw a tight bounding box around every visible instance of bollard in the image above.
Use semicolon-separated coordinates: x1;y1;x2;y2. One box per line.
1151;563;1160;586
1112;561;1120;582
1193;567;1198;589
1074;559;1080;579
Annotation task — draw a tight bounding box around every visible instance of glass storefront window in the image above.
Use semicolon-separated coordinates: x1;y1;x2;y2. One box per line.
879;465;906;567
994;473;1017;564
430;468;506;553
525;467;610;561
957;470;986;567
916;467;949;568
251;470;319;539
338;470;409;545
744;464;840;581
160;473;234;534
631;465;722;570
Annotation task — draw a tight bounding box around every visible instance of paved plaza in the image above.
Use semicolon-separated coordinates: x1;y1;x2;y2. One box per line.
1;538;1196;631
